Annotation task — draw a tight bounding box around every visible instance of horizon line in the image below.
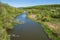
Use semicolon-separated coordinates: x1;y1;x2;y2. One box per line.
1;2;60;8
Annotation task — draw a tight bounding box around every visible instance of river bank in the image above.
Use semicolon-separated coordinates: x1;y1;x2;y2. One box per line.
0;2;24;40
27;14;60;40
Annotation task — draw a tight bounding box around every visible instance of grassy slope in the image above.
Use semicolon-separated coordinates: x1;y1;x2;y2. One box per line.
26;4;60;40
0;2;24;40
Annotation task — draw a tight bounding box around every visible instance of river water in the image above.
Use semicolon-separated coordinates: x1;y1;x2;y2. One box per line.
10;12;49;40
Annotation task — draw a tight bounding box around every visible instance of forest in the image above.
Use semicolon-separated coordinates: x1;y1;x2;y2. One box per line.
0;2;60;40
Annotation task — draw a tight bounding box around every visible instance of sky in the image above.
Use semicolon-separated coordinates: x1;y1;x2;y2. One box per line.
0;0;60;7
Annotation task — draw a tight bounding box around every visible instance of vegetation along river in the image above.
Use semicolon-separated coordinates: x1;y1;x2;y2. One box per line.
10;12;49;40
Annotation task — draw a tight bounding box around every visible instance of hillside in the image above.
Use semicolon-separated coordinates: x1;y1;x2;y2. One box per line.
26;4;60;40
0;2;24;40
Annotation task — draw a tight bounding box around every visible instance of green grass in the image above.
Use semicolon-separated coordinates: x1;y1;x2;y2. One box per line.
0;2;24;40
40;22;60;40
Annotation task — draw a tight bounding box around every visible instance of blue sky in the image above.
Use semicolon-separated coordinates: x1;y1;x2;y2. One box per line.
1;0;60;7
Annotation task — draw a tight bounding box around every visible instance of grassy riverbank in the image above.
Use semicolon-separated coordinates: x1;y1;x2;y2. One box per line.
40;22;60;40
26;4;60;40
27;15;60;40
0;2;24;40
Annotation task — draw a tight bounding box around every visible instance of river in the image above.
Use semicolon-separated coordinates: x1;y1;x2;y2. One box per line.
10;12;49;40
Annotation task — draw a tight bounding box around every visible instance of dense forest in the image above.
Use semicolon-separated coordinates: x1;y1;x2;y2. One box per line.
0;2;60;40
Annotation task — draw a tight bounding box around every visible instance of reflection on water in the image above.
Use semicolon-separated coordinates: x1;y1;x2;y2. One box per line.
10;12;49;40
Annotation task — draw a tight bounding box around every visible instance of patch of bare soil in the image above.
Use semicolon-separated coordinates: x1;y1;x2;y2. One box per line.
28;14;37;20
45;22;60;38
44;22;58;30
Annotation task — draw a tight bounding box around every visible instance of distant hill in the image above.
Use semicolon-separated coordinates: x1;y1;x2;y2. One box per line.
18;4;60;9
